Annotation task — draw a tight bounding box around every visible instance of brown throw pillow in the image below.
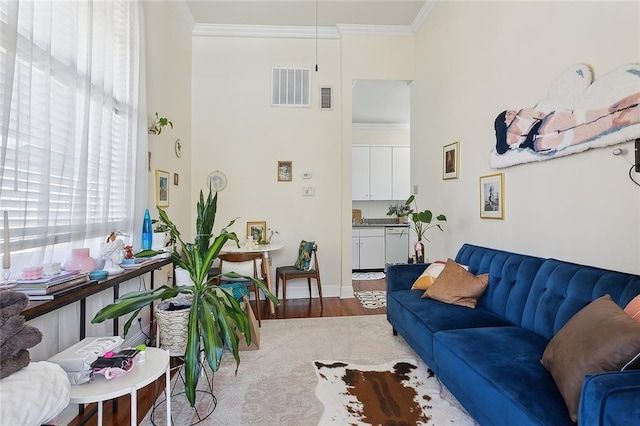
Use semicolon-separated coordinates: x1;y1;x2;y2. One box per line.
423;258;489;308
541;295;640;422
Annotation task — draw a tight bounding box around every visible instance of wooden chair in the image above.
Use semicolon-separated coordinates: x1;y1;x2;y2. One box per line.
275;245;323;307
218;252;265;326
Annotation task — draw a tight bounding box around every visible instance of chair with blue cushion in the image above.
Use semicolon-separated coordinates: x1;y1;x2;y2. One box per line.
275;242;323;307
218;252;264;326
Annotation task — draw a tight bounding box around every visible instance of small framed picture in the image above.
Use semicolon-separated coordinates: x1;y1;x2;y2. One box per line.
155;169;170;207
443;141;459;180
277;161;293;182
480;173;504;219
247;221;267;242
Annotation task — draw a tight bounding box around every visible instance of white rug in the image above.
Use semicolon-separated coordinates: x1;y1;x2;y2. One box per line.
352;272;386;280
314;359;475;425
141;315;477;426
353;290;386;309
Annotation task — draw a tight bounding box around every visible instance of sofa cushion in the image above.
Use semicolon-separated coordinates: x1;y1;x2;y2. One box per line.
386;289;512;372
454;244;545;326
541;295;640;422
423;259;488;308
521;259;640;340
411;261;446;290
433;326;574;426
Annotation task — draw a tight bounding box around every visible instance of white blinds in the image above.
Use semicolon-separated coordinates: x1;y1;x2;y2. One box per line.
0;0;141;255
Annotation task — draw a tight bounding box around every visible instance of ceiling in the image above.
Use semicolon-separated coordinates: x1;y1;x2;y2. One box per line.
185;1;427;27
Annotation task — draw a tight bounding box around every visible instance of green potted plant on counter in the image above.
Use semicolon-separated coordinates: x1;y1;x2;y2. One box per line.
387;195;446;263
92;188;279;406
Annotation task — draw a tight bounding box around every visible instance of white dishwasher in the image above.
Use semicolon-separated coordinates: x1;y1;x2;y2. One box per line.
385;227;409;265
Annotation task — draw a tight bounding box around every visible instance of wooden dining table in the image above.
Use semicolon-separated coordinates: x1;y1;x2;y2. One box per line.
220;243;283;315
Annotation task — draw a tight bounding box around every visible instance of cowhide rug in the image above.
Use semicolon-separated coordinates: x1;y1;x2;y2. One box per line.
314;359;476;426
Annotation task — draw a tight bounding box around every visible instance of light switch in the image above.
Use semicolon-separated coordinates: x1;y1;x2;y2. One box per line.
302;186;315;196
413;185;419;195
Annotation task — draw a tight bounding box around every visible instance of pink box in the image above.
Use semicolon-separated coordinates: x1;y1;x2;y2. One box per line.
22;266;43;280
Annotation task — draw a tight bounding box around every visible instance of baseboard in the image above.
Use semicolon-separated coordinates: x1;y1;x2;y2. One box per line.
272;283;342;300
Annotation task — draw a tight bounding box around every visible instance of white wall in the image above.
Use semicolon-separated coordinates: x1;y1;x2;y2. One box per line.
145;0;193;246
411;1;640;273
191;35;343;298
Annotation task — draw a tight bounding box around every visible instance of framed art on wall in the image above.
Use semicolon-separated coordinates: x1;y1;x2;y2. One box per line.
480;173;504;219
247;221;266;242
155;169;170;207
443;141;459;180
277;161;292;182
207;170;227;192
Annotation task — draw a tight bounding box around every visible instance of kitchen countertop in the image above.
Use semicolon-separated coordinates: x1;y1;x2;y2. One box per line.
353;221;409;228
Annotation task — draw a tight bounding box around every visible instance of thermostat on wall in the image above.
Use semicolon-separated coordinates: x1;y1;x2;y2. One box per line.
302;172;312;179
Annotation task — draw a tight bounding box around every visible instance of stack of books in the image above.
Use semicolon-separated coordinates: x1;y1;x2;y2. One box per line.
13;271;91;300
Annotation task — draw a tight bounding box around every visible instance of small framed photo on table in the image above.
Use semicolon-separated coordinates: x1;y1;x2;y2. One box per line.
155;169;170;207
480;173;504;219
247;221;266;242
277;161;292;182
443;141;459;180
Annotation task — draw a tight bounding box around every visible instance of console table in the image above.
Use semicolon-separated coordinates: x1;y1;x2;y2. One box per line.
22;257;173;340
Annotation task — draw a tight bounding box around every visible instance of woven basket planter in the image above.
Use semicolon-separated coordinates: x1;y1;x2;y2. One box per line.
155;296;192;357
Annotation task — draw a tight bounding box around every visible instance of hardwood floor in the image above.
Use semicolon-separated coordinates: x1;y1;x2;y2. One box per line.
68;296;383;426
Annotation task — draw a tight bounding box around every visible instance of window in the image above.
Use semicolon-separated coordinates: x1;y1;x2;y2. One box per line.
0;1;141;259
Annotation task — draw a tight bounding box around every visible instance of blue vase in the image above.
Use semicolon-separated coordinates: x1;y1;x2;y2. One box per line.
142;209;152;250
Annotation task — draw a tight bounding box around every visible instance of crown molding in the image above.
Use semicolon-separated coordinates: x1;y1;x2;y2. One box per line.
192;24;340;39
337;24;413;37
411;0;438;33
176;0;196;31
352;123;410;130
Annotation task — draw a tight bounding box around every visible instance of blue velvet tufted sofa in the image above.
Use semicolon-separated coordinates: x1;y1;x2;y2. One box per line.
386;243;640;425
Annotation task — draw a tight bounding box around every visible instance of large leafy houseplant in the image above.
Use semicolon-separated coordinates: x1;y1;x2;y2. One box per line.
387;195;447;242
92;188;278;406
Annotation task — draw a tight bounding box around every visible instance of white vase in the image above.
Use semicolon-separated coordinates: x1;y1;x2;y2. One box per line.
151;232;167;250
174;267;192;287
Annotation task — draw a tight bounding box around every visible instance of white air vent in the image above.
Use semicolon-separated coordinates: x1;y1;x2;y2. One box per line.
320;86;332;110
271;67;310;107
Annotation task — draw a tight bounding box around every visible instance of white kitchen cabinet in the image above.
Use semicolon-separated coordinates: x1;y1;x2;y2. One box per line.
392;146;410;201
352;227;385;270
352;146;370;201
352;145;409;201
352;234;360;269
369;147;392;200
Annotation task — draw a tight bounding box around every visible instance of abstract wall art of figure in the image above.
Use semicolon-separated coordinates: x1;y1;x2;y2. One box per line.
491;64;640;168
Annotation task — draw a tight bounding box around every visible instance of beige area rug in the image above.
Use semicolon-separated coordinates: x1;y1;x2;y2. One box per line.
142;315;477;426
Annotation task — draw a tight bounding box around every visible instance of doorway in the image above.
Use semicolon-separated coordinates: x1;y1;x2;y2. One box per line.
351;80;411;275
